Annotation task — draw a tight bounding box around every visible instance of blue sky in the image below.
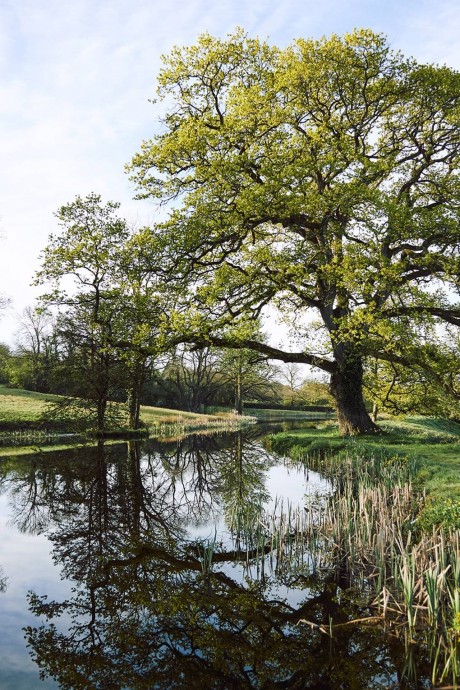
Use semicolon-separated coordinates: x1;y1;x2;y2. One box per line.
1;0;460;343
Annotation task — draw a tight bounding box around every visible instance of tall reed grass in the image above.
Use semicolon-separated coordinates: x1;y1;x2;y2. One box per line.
223;450;459;686
147;413;255;439
0;429;69;446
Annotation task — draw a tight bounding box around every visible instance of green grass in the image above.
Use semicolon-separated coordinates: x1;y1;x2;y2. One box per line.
0;386;60;422
265;415;460;500
139;404;216;423
0;385;249;439
0;385;219;426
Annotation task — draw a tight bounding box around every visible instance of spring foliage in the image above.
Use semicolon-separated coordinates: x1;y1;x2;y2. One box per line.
128;29;460;433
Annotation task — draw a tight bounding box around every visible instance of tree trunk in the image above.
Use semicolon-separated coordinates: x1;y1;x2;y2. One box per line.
128;359;146;429
330;349;380;436
97;397;108;433
372;402;378;422
128;388;141;429
235;360;243;415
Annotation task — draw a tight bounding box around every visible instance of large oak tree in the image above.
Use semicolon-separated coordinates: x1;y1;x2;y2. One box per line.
129;29;460;435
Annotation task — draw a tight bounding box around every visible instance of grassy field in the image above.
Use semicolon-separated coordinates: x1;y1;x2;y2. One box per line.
0;386;60;423
0;385;244;433
265;415;460;500
0;385;250;457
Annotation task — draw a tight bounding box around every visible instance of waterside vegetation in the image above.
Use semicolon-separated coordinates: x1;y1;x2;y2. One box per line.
5;428;457;687
250;450;460;686
266;416;460;501
260;416;460;682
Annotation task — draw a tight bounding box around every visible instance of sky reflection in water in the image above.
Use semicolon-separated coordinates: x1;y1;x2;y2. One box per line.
0;431;434;689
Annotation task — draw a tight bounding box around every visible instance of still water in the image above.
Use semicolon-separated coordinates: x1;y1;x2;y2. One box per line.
0;428;434;689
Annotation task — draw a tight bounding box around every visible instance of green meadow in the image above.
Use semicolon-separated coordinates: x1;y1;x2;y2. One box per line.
0;385;245;456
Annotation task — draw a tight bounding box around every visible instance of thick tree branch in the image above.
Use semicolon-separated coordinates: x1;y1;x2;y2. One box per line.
187;336;337;373
114;335;336;374
381;305;460;326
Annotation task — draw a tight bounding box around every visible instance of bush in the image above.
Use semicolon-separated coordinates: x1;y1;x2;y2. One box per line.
417;497;460;530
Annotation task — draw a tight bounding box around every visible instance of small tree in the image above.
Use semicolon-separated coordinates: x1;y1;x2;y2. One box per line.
218;348;280;414
0;342;11;384
35;194;130;431
278;363;305;407
14;307;57;392
160;346;222;412
36;197;178;431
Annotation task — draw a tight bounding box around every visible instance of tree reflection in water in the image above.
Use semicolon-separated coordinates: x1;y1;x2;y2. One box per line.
0;432;434;688
0;566;7;593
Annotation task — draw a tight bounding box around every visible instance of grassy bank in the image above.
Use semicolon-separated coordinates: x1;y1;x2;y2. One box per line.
0;385;252;454
0;385;213;427
205;405;334;421
265;415;460;502
0;386;60;425
258;451;460;685
261;425;460;684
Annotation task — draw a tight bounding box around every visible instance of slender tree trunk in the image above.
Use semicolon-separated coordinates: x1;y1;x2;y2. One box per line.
330;347;380;436
128;388;141;429
372;402;378;422
235;356;243;415
128;364;145;430
97;397;108;433
92;344;110;433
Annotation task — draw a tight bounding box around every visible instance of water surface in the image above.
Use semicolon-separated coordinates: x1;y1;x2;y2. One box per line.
0;429;434;688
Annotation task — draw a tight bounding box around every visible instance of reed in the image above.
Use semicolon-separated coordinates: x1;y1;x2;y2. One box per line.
147;414;254;439
234;450;459;686
0;429;60;446
195;536;217;575
424;563;441;626
186;447;458;684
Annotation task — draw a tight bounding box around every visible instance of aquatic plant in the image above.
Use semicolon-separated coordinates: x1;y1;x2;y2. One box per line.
0;429;59;446
233;451;460;686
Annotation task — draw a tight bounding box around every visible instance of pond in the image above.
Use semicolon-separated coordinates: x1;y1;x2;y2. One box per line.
0;427;442;688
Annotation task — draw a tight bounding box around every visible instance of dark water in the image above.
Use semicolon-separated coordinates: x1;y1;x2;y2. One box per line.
0;429;434;689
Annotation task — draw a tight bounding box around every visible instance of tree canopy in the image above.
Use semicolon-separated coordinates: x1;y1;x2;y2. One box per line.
35;194;176;431
128;28;460;435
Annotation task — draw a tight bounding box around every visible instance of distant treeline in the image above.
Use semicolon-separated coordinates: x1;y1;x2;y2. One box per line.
242;401;333;412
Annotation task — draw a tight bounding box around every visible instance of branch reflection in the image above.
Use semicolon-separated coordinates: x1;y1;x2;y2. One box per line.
0;432;434;688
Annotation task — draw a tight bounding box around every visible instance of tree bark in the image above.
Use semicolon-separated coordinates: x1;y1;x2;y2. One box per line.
97;396;108;433
234;356;243;415
372;402;378;422
330;348;380;436
128;360;146;429
128;388;141;430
